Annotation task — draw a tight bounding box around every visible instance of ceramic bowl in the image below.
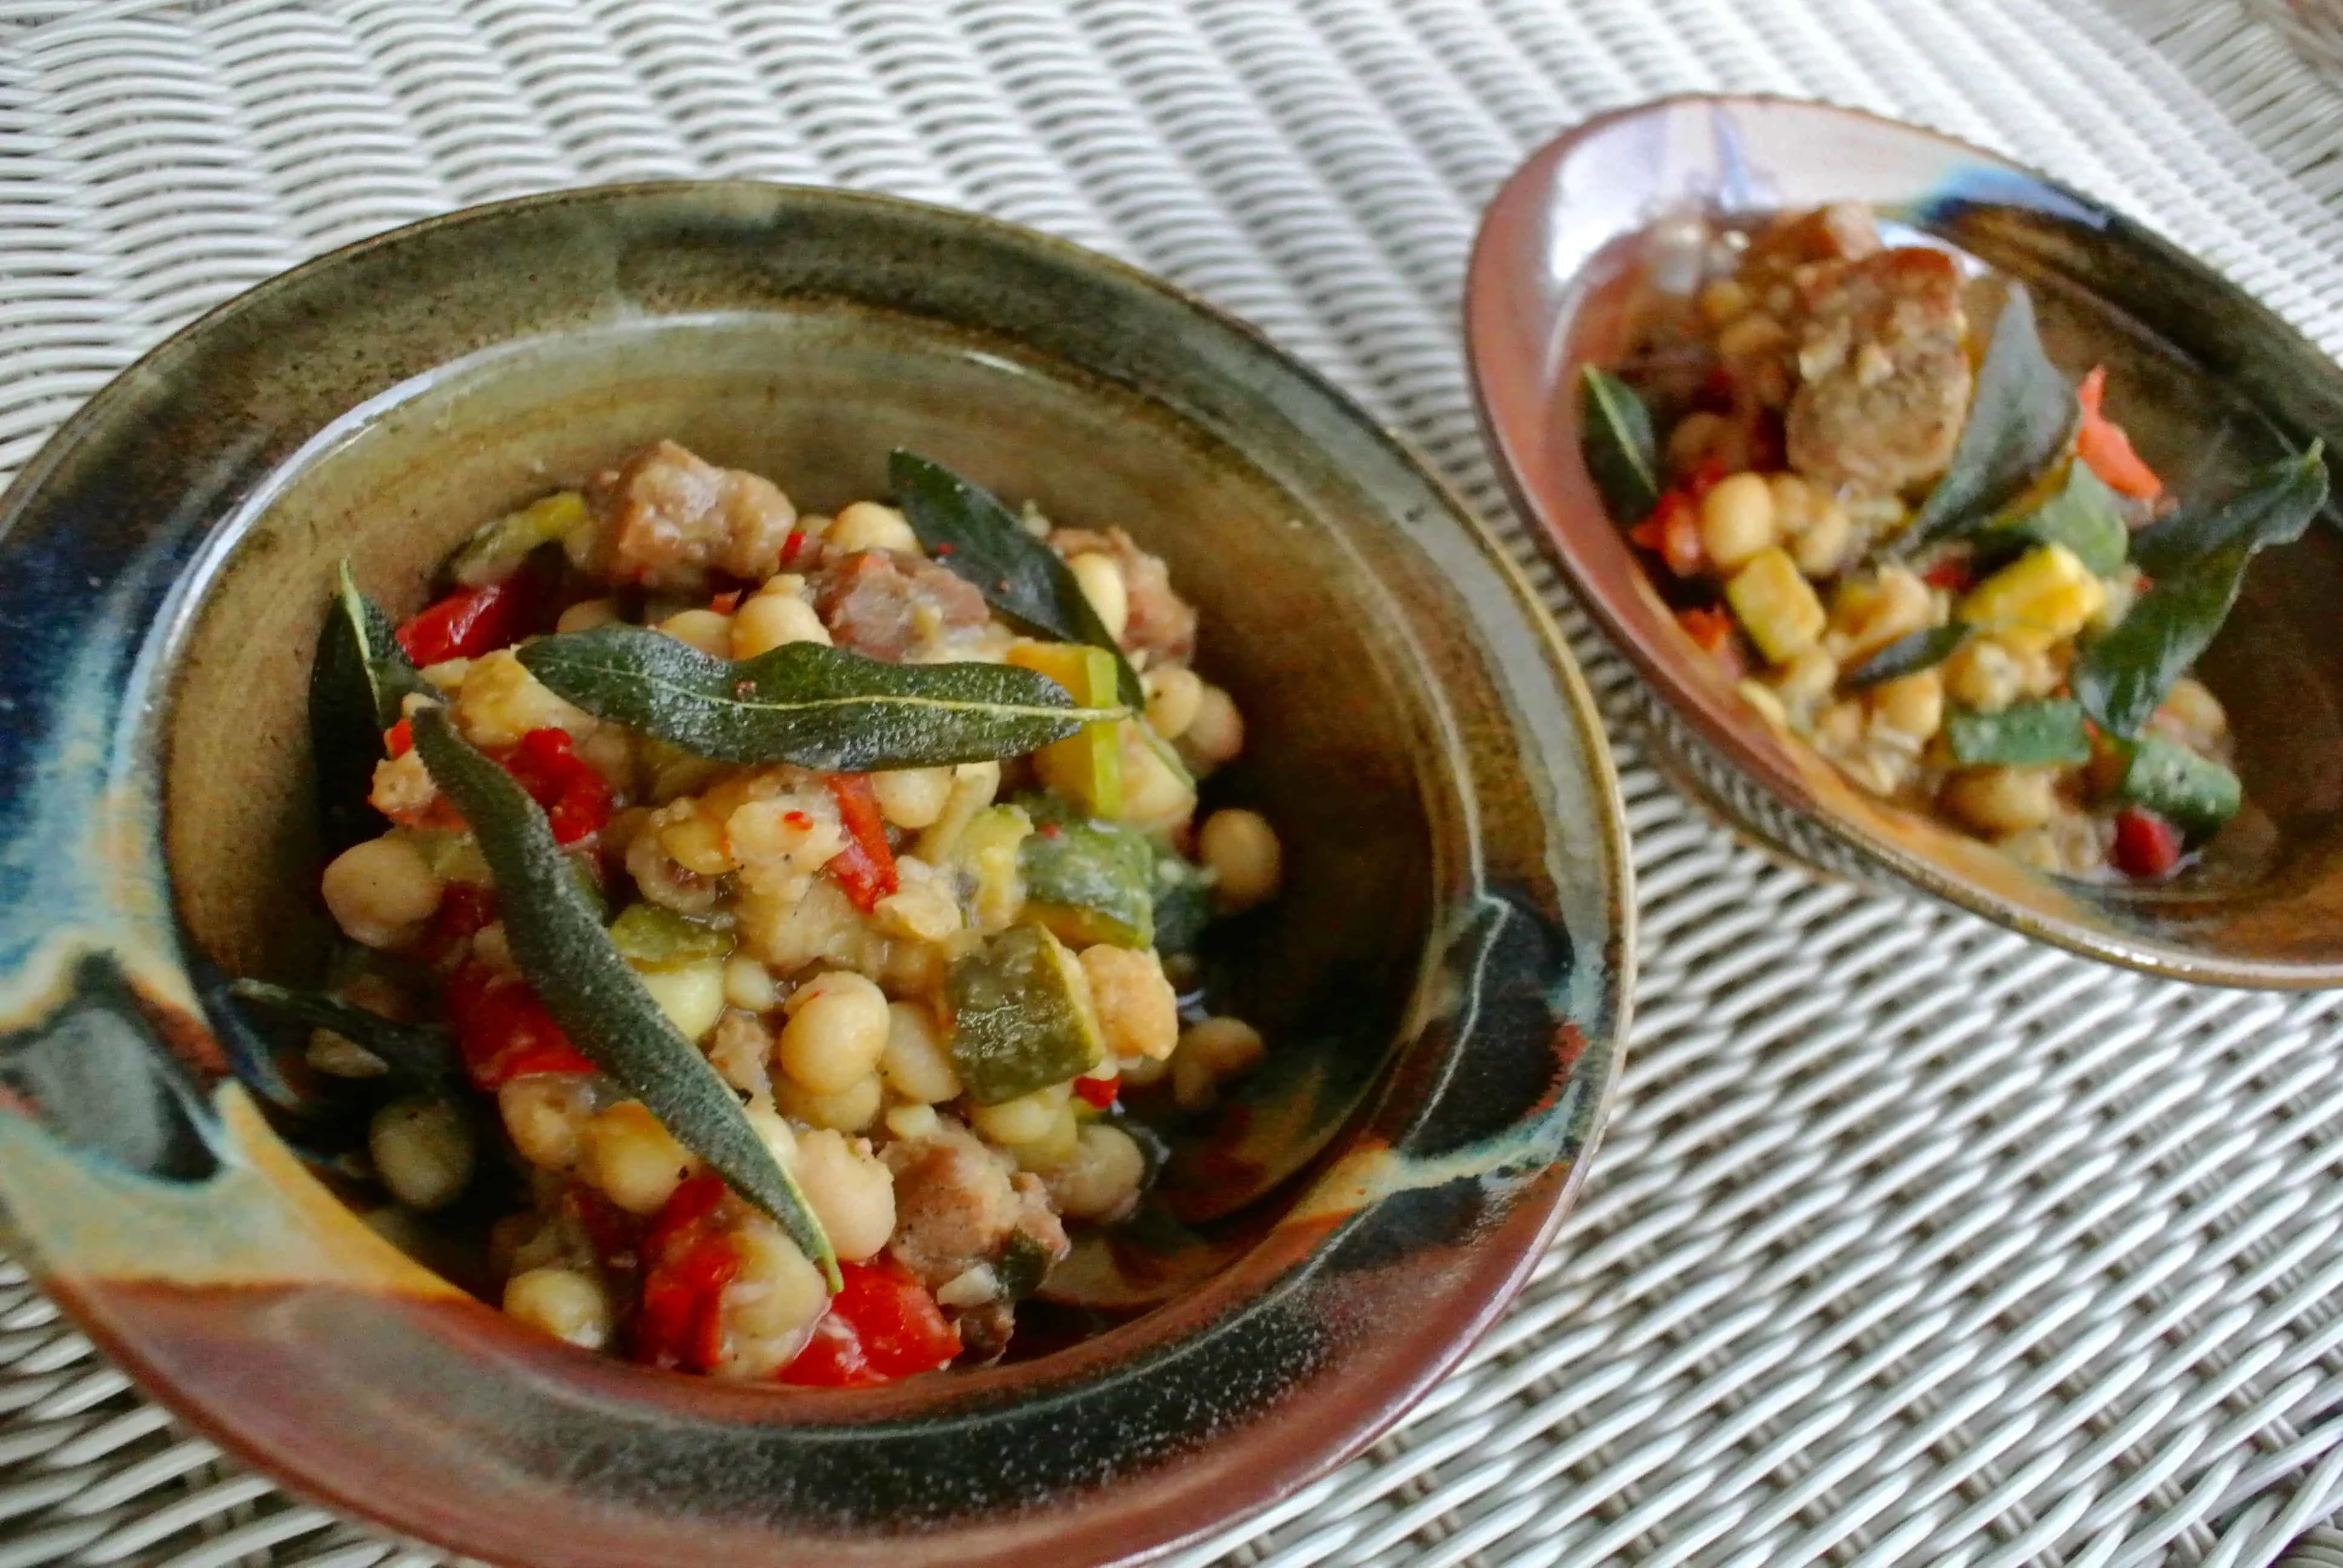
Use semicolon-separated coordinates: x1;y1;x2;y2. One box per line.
0;184;1630;1565
1468;94;2343;988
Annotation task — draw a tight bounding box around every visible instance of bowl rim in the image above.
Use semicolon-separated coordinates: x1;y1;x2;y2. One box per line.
1466;90;2343;991
0;177;1636;1566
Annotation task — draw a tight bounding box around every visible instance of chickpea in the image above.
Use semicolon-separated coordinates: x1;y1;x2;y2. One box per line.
1698;277;1752;327
657;608;733;659
1942;636;2025;714
636;957;727;1044
1869;667;1944;745
1078;944;1179;1062
499;1074;597;1172
1172;1016;1266;1110
1143;664;1205;740
1827;566;1933;664
1199;808;1282;913
870;766;954;831
790;1129;896;1262
776;1071;881;1133
1182;684;1245;767
743;1102;798;1170
880;1001;962;1103
1768;474;1851;577
730;591;831;659
1067;553;1130;644
369;1096;474;1212
723;955;779;1013
1697;472;1778;571
719;1220;830;1378
970;1085;1068;1146
555;597;621;633
885;1102;941;1142
1768;645;1839;710
1715;312;1791;358
582;1100;696;1215
1011;1103;1081;1172
321;834;444;949
2155;677;2228;751
503;1267;614;1351
1941;766;2062;836
828;501;920;555
778;970;891;1093
1814;698;1865;751
1046;1124;1147;1221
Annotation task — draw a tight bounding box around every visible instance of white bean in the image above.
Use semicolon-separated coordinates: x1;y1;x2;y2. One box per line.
827;501;919;555
503;1267;613;1350
880;1002;962;1103
778;970;891;1093
370;1096;474;1212
790;1129;896;1262
1046;1123;1147;1220
582;1100;695;1215
1067;553;1129;643
1199;809;1282;913
321;835;443;949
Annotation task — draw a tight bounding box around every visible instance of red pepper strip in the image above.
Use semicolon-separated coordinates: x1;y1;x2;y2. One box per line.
384;716;413;757
441;959;596;1089
2076;367;2163;501
499;728;613;845
1074;1075;1120;1109
2111;805;2183;879
395;576;534;666
1682;456;1729;503
780;529;808;568
1631;489;1705;578
824;774;899;913
778;1256;960;1387
1675;605;1735;656
634;1175;742;1374
709;590;742;615
1922;558;1974;592
416;883;496;968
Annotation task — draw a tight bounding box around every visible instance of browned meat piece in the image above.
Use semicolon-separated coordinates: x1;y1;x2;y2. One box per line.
1785;247;1971;497
811;549;988;661
882;1121;1023;1290
1049;526;1197;665
1008;1171;1070;1270
590;440;798;591
952;1299;1018;1364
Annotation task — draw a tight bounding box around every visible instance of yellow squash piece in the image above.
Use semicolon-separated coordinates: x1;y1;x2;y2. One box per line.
1725;547;1827;664
1006;641;1124;817
1958;543;2105;653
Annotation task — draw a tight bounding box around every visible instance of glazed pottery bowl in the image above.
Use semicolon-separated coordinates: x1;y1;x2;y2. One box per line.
0;185;1630;1565
1468;94;2343;988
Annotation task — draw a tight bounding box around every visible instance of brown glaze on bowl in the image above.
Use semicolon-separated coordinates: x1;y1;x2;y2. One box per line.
1469;94;2343;988
0;184;1630;1565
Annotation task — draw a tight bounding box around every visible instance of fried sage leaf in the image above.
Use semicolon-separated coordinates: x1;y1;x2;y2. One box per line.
1996;458;2129;575
229;979;456;1086
1904;284;2077;550
410;707;839;1289
310;562;430;853
518;624;1124;770
890;449;1145;708
2129;444;2328;579
1845;622;1970;688
2076;447;2330;737
1580;364;1662;524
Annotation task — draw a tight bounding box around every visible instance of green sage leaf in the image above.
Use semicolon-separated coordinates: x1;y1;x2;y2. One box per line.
1845;622;1970;688
1995;459;2129;575
1580;365;1662;524
2130;443;2328;579
890;449;1145;708
2072;542;2253;740
229;979;457;1086
310;562;430;853
410;707;839;1289
1904;284;2077;551
1945;697;2091;766
518;624;1124;770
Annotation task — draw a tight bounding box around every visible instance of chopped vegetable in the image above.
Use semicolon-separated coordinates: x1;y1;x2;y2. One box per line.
499;727;612;845
1996;459;2129;576
778;1256;960;1387
1579;364;1662;523
632;1174;741;1373
946;923;1105;1105
1629;489;1705;577
1846;623;1969;688
517;625;1123;771
448;491;593;587
608;903;735;972
2109;733;2241;840
396;575;536;667
1005;641;1123;818
1724;547;1826;662
952;805;1034;932
1945;698;2092;766
440;961;596;1089
1676;605;1735;656
2109;805;2184;877
1018;796;1155;949
2075;368;2162;501
311;564;430;852
1957;544;2103;653
1073;1075;1119;1109
1904;283;2077;550
825;773;899;913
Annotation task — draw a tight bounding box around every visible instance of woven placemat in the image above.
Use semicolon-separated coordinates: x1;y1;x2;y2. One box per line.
5;2;2343;1564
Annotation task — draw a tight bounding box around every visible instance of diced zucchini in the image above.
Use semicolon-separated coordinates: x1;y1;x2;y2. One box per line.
946;923;1105;1105
2112;733;2241;840
1006;641;1122;817
952;804;1034;932
608;902;735;971
1944;697;2091;766
1958;544;2106;653
1725;547;1826;664
1017;795;1155;949
448;491;592;587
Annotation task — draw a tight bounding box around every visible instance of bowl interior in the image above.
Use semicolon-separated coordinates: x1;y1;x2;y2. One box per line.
1469;94;2343;986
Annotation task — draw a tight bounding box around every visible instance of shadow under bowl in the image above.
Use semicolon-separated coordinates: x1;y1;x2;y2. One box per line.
0;184;1630;1565
1468;93;2343;989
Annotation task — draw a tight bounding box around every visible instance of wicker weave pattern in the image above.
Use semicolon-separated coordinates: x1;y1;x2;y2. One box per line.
4;2;2343;1564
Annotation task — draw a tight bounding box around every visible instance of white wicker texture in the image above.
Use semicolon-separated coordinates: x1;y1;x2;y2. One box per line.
2;2;2343;1565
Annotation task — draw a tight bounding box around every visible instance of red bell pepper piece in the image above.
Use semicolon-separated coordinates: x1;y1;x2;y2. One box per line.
1675;605;1734;655
2111;805;2183;880
395;577;534;666
383;716;413;757
441;959;595;1089
1073;1075;1120;1109
1627;489;1706;578
824;774;899;913
778;1256;960;1387
781;529;809;568
2076;367;2163;501
1922;558;1974;592
633;1175;742;1374
498;728;612;845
